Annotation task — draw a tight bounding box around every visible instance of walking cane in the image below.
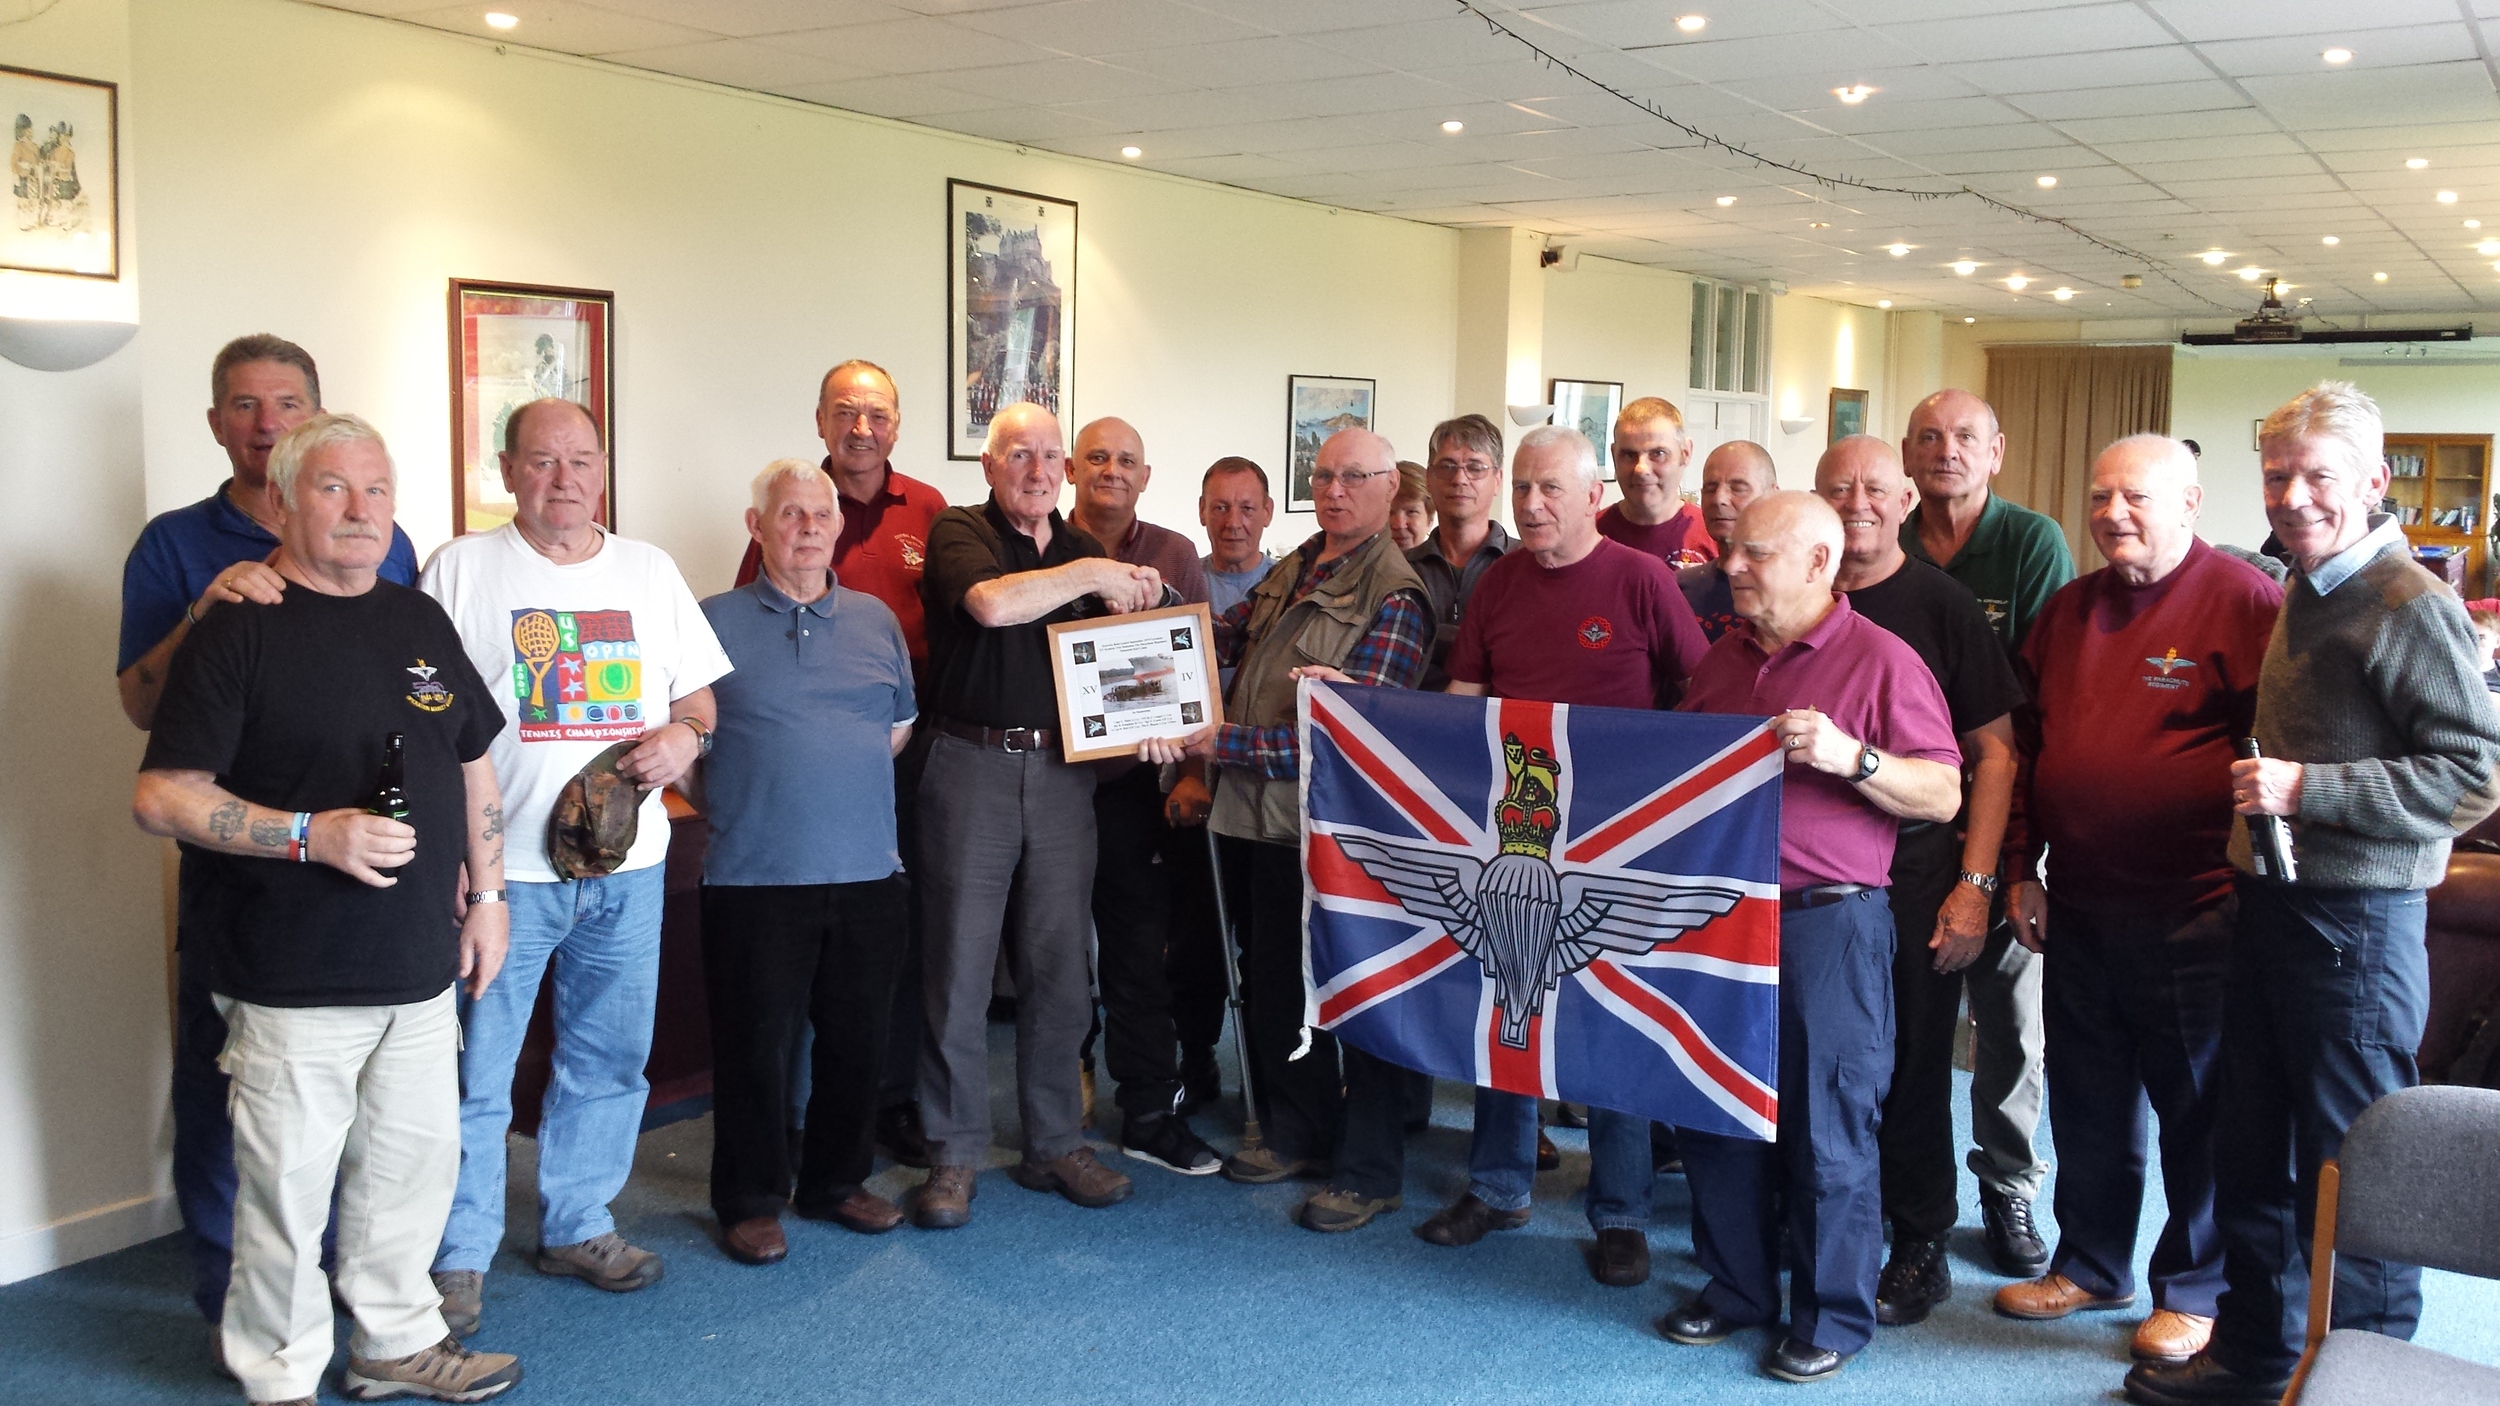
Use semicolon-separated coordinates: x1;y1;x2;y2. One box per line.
1204;825;1263;1152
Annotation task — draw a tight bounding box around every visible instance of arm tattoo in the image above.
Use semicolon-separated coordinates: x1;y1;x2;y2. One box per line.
136;664;155;687
247;816;290;849
208;800;246;842
480;802;504;842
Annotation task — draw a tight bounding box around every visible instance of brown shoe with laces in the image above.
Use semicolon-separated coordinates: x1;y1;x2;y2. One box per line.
2131;1309;2214;1363
340;1334;521;1401
1009;1146;1134;1208
1994;1271;2135;1320
533;1231;663;1292
913;1164;978;1228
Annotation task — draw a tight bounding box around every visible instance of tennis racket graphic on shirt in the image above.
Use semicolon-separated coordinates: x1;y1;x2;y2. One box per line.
513;610;561;710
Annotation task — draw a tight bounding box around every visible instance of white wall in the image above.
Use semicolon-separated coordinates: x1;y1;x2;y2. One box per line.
1767;294;1893;483
1539;255;1692;420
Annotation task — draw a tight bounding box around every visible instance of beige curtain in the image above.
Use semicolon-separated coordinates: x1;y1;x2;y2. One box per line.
1985;344;2172;563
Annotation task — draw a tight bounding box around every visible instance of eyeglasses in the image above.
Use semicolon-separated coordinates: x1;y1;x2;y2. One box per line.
1429;459;1497;481
1307;468;1391;490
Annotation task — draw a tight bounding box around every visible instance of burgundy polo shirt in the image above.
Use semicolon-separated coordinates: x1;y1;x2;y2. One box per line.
735;461;947;674
1445;536;1708;710
1598;502;1718;570
1104;516;1210;606
1679;593;1961;890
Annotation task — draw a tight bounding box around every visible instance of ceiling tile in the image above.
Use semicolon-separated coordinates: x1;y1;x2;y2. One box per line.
393;1;713;52
1248;70;1473;118
774;16;1054;70
2195;24;2478;80
1635;29;1924;84
1946;45;2218;94
948;0;1265;53
773;73;985;116
584;0;915;35
1180;0;1459;37
1519;0;1844;49
1876;3;2176;63
909;103;1121;141
2145;0;2465;43
2010;80;2252;121
1101;35;1386;88
2241;63;2500;130
601;38;873;89
922;55;1193;105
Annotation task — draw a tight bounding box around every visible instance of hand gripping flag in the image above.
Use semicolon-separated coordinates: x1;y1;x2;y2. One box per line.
1299;680;1783;1140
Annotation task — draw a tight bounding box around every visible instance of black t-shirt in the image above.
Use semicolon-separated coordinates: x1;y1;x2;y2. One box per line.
919;499;1108;729
1845;557;2027;737
142;582;502;1007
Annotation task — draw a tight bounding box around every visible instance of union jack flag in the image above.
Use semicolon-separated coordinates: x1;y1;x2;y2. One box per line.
1299;681;1783;1140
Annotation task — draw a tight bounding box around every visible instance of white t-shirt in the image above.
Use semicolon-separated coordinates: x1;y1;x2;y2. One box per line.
421;525;733;882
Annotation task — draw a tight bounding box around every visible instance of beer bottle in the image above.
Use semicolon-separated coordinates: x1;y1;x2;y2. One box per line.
369;732;411;875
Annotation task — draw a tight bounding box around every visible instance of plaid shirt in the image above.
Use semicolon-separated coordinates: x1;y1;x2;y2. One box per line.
1211;534;1431;779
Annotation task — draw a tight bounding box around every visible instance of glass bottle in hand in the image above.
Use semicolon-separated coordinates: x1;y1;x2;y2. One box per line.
368;731;411;875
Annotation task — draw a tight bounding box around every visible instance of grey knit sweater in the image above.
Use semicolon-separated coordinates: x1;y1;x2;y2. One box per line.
2229;536;2500;890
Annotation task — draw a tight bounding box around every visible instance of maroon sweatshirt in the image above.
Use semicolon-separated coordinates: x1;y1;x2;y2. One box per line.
2008;537;2283;912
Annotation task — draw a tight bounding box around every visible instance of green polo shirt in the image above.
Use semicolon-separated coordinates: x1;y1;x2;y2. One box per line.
1901;492;2074;652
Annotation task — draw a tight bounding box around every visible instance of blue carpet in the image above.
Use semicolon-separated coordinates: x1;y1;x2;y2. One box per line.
5;1024;2495;1406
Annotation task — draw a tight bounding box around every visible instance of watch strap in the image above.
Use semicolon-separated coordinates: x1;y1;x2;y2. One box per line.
465;888;507;905
1958;870;2000;894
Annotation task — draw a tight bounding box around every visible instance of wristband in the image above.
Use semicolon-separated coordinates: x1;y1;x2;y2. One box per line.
186;599;201;627
465;888;506;905
291;811;311;863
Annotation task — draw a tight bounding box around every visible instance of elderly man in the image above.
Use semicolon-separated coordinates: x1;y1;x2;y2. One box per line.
694;461;917;1266
135;414;520;1405
1199;456;1277;619
1064;417;1221;1175
1678;440;1777;642
1599;397;1716;569
912;402;1162;1228
1663;491;1963;1384
1410;414;1516;690
734;359;948;1166
1898;388;2075;1276
1141;428;1431;1232
1992;437;2282;1366
1416;425;1708;1283
423;398;732;1332
115;334;428;1340
2127;385;2500;1406
1811;436;2028;1328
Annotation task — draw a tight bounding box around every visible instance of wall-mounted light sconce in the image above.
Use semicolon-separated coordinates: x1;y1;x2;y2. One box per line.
1778;417;1815;436
0;316;138;372
1507;404;1555;427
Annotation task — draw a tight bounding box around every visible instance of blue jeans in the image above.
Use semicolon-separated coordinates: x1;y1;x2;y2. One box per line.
1469;1089;1654;1232
435;866;665;1272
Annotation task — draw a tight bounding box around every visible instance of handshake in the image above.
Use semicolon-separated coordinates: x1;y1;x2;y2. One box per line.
1084;558;1165;614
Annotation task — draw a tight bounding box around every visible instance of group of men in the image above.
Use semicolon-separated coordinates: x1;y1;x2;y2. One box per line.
122;333;2498;1405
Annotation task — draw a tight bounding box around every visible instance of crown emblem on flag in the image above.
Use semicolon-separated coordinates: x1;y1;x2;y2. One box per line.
1494;733;1562;858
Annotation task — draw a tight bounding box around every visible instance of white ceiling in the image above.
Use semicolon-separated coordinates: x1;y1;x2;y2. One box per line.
321;0;2500;320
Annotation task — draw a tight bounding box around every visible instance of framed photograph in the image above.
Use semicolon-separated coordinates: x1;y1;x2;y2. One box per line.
1828;387;1869;445
2;63;118;279
948;178;1075;460
1550;378;1624;479
1046;603;1225;764
1286;374;1377;512
449;279;613;537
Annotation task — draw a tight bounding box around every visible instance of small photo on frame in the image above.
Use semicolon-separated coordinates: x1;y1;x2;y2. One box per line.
949;178;1076;460
1046;603;1225;764
1550;379;1624;480
450;279;613;537
1286;374;1377;512
2;63;118;279
1828;387;1869;445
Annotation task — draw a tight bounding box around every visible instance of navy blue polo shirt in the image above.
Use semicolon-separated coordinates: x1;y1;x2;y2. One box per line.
699;574;917;887
117;483;421;673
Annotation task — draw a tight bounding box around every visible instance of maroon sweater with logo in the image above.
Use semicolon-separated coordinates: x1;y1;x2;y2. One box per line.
2008;537;2283;912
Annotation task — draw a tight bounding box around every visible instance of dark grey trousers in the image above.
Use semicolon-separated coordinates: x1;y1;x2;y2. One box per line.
915;732;1099;1167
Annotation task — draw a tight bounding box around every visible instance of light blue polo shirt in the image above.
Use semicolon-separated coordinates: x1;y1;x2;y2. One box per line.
698;575;915;886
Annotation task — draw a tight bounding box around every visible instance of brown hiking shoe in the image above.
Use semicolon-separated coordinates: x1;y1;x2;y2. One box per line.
341;1334;521;1401
533;1231;663;1292
1221;1145;1322;1184
1009;1146;1133;1208
913;1164;978;1229
430;1270;482;1337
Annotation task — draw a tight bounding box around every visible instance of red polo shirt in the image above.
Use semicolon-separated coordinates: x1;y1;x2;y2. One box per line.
1598;502;1718;570
736;462;947;674
1445;536;1708;709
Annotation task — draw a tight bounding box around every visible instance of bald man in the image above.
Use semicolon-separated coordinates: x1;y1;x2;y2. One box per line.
1900;389;2076;1279
1666;491;1963;1384
1998;436;2282;1368
1678;440;1777;641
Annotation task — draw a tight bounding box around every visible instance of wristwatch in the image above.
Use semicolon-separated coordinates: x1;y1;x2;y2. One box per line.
1850;744;1882;783
465;889;506;905
674;716;714;757
1958;871;2000;895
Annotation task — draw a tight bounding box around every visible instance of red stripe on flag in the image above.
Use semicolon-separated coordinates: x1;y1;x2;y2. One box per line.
1311;694;1470;846
1656;896;1782;968
1317;934;1464;1025
1486;1010;1543;1096
1587;961;1778;1123
1307;833;1396;906
1561;728;1782;864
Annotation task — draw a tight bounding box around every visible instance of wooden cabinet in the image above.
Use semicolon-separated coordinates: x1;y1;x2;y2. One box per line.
2383;433;2492;589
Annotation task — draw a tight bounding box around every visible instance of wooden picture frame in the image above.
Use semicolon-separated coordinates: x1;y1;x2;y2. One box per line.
1286;374;1377;512
948;178;1076;460
1;63;118;279
449;279;614;537
1827;387;1868;445
1550;378;1625;479
1045;603;1224;763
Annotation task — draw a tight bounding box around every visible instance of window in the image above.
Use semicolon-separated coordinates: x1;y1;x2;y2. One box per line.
1687;279;1770;395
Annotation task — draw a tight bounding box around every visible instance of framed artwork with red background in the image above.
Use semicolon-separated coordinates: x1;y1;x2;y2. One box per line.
450;278;613;536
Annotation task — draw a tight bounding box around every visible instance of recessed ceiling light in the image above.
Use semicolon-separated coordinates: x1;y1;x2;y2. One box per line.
1441;120;1464;134
2237;266;2265;281
483;9;517;28
2322;47;2353;64
1877;299;1893;308
1715;195;1737;206
1120;145;1142;158
1809;220;1830;228
1833;85;1875;104
2321;235;2340;245
2200;249;2229;265
2479;240;2499;256
2373;271;2389;282
1952;260;1977;275
1887;243;1910;257
2437;190;2459;203
1963;317;1977;324
1676;13;1707;32
2005;273;2030;290
2406;158;2430;170
2121;274;2143;288
2052;287;2075;301
2036;174;2058;188
2469;220;2484;229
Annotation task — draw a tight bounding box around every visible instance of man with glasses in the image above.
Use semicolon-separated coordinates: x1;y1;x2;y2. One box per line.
1409;414;1514;691
1598;397;1716;570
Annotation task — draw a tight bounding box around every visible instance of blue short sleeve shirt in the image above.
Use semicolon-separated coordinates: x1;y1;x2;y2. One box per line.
118;483;421;673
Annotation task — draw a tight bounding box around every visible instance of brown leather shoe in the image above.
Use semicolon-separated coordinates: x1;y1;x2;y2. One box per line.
721;1216;786;1266
1009;1147;1134;1208
1415;1192;1532;1247
1536;1129;1562;1170
1590;1227;1652;1286
1994;1272;2136;1320
796;1186;904;1234
913;1165;977;1229
2131;1309;2214;1364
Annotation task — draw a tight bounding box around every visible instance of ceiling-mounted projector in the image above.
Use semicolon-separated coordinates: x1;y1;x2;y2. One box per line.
2232;278;2302;343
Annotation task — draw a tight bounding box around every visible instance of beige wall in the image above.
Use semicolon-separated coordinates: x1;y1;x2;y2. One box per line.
1766;295;1893;483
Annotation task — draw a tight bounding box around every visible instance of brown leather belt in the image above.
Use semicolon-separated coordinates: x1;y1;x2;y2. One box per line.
933;716;1058;753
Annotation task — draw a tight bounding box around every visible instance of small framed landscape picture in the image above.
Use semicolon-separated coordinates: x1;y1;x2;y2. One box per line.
449;279;614;537
1550;379;1624;478
1046;603;1225;764
1;63;118;279
948;178;1076;460
1286;374;1377;512
1828;387;1869;445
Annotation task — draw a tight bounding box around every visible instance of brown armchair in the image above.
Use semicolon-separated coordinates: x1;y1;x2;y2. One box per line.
2421;810;2500;1084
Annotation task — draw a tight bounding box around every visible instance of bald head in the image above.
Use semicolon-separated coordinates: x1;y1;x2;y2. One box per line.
981;402;1068;531
1903;388;2006;506
1815;434;1915;573
1072;416;1150;526
2089;433;2203;584
1698;439;1777;552
1724;490;1845;638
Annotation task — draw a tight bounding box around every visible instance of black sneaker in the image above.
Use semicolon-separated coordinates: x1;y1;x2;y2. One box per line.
1981;1186;2050;1276
1875;1235;1951;1325
1177;1050;1221;1116
1120;1113;1221;1176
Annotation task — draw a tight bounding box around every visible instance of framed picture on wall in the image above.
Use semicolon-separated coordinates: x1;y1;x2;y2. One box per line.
1285;374;1377;512
1550;379;1624;479
1828;387;1869;445
449;279;614;537
1;63;118;279
947;178;1076;460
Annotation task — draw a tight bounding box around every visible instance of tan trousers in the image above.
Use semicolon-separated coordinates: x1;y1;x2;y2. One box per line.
215;988;459;1401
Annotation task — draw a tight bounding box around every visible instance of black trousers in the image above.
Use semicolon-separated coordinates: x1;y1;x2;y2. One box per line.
1877;821;2012;1241
702;877;908;1224
878;727;934;1110
1221;834;1344;1162
1092;763;1185;1117
1165;821;1229;1061
2210;876;2428;1379
2041;895;2230;1313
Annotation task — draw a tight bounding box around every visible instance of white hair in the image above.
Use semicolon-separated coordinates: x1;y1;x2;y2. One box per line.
267;412;393;510
750;458;836;516
2100;432;2199;485
2259;380;2383;474
1514;423;1602;489
983;401;1062;459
